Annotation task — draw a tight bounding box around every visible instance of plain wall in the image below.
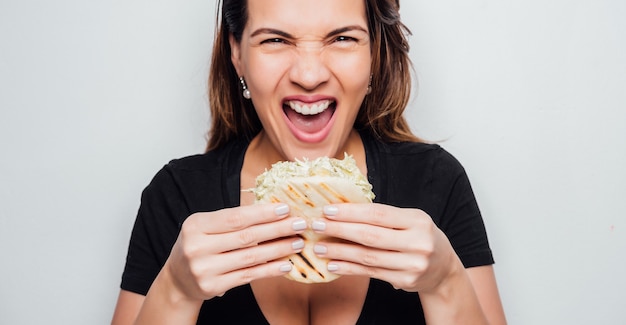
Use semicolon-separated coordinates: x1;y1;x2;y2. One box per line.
1;1;624;324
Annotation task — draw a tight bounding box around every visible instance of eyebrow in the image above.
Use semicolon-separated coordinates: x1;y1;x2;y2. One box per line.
250;25;368;39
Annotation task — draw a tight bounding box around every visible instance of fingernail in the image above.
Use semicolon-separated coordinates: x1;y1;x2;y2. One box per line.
292;218;307;231
313;244;327;255
323;205;338;216
279;263;292;272
274;204;289;216
292;238;304;250
312;220;326;231
327;263;339;272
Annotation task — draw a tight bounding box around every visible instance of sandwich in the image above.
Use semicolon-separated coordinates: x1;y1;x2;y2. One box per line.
253;154;375;283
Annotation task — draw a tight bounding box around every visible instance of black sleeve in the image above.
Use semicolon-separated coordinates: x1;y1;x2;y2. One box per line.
120;165;189;295
433;149;494;268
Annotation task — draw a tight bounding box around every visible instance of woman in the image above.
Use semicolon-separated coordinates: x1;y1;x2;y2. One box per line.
112;0;507;324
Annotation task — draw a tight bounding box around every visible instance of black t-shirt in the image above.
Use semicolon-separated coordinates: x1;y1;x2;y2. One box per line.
120;131;494;324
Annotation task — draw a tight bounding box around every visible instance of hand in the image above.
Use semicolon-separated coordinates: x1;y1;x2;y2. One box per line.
163;203;306;301
311;203;461;293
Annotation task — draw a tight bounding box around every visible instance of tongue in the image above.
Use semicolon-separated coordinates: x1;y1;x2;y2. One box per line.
285;107;333;134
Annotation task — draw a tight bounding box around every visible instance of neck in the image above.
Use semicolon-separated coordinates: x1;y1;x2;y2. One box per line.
245;130;366;170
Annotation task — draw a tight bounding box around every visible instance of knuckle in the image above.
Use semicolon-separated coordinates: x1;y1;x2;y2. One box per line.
241;250;258;266
422;241;435;257
364;266;378;278
188;259;206;280
369;204;386;223
407;257;428;273
226;211;245;230
177;233;202;260
406;239;434;257
399;274;419;290
198;278;218;296
240;267;256;283
361;251;378;266
411;210;430;227
360;227;381;247
405;238;421;252
180;218;197;238
182;242;200;260
237;228;257;246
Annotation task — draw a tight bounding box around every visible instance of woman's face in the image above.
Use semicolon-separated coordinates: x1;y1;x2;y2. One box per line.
230;0;372;161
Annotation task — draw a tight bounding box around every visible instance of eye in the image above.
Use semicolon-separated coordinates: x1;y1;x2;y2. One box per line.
261;38;287;45
334;36;358;43
329;35;360;50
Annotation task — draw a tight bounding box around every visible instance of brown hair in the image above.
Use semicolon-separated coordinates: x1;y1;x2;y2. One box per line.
206;0;419;152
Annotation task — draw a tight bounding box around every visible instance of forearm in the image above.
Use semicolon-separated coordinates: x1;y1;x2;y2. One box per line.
134;267;204;325
419;258;489;325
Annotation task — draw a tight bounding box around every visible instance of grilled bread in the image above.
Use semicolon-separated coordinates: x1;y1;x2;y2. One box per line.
253;155;374;283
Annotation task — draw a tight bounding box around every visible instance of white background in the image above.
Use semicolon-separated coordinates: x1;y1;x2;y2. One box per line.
1;1;624;324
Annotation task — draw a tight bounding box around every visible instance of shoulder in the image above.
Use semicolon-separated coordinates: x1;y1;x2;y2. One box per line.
364;135;472;208
157;138;248;179
380;140;443;157
166;140;244;171
145;138;248;193
142;138;248;212
373;139;466;176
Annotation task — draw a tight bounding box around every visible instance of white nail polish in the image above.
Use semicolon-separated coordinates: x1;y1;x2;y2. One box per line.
279;263;292;272
292;219;307;231
327;263;339;272
313;244;327;254
274;204;289;216
323;205;338;216
292;239;304;250
312;220;326;231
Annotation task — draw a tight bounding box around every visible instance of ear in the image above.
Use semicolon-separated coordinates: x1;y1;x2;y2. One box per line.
229;34;243;76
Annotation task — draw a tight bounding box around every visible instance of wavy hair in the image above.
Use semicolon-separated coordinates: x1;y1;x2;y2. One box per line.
206;0;419;151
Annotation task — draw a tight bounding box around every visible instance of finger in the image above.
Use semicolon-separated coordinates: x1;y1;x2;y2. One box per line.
195;259;294;299
213;237;304;274
213;260;295;295
189;203;291;234
322;261;417;292
323;203;428;230
208;215;307;252
316;219;412;251
167;236;300;300
314;240;428;272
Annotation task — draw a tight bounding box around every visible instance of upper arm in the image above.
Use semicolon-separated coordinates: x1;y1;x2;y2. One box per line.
466;265;507;325
111;290;145;325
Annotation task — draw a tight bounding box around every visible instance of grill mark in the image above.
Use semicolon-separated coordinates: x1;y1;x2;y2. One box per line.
292;183;318;207
290;256;308;279
289;258;307;278
300;182;333;205
297;252;325;279
285;185;299;201
288;183;315;207
319;182;349;203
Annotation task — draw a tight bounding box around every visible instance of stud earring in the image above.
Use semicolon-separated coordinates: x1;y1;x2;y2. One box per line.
239;77;251;99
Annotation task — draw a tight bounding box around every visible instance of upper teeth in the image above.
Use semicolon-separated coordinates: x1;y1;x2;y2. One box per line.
288;100;332;115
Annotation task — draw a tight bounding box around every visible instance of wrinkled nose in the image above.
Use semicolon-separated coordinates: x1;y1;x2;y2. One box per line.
288;48;331;91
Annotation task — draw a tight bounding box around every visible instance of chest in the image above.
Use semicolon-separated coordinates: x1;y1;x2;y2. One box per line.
251;276;370;325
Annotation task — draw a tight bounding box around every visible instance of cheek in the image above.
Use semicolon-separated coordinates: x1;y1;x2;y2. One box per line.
246;54;289;93
327;53;371;88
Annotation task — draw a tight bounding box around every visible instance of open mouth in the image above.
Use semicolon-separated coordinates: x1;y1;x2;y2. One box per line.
287;99;333;115
283;99;336;136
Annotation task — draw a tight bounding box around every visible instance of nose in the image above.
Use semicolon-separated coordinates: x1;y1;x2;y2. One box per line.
288;47;331;91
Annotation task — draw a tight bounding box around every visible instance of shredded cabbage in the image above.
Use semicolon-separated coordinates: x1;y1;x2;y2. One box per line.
253;154;375;202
